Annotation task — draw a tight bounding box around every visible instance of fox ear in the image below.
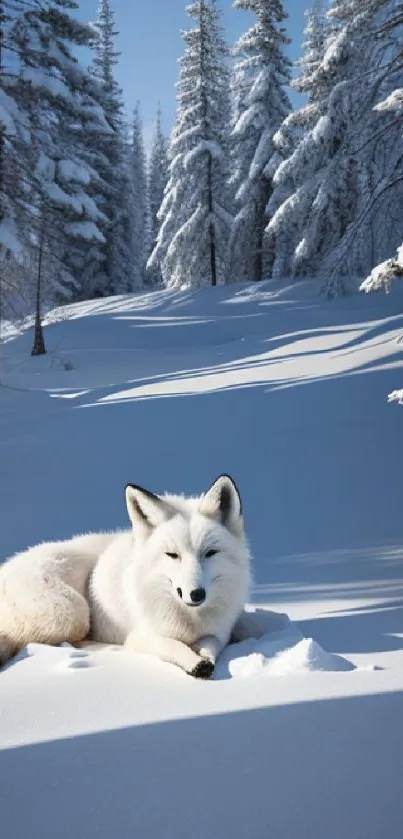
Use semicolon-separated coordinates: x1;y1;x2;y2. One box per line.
199;475;242;531
125;484;173;531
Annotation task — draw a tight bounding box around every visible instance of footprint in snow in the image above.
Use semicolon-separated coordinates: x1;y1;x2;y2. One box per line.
57;648;94;671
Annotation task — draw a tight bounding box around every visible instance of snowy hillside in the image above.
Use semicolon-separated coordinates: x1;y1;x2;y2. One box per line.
1;280;403;839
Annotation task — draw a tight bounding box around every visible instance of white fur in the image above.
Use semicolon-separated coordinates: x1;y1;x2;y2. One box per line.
0;476;251;678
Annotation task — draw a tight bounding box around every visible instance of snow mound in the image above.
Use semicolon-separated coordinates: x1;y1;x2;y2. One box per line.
217;617;355;679
268;638;355;675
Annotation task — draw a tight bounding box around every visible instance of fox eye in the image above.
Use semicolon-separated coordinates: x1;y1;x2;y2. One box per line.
205;549;218;558
166;552;179;559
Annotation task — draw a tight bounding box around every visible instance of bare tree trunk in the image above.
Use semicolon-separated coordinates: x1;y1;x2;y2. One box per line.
207;154;217;287
0;0;6;360
31;218;46;356
254;181;272;282
200;0;217;287
0;0;4;230
0;0;5;230
254;227;264;283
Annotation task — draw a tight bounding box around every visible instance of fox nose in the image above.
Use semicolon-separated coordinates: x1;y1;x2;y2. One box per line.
190;588;206;605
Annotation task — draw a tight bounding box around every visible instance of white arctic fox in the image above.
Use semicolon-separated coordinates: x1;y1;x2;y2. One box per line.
0;475;251;678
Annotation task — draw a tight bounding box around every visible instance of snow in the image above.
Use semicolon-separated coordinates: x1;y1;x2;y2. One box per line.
21;67;70;99
45;181;75;207
1;279;403;838
0;90;18;135
58;159;91;186
35;152;56;180
0;217;22;256
65;220;105;241
388;389;403;405
43;182;100;220
360;257;401;294
375;89;403;112
183;140;224;169
222;615;356;679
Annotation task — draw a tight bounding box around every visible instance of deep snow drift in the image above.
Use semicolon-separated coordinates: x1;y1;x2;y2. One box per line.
1;279;403;839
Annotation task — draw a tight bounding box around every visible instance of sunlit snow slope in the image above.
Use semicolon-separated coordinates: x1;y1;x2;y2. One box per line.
1;279;403;839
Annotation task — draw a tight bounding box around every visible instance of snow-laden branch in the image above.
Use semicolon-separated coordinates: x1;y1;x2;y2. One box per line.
388;390;403;406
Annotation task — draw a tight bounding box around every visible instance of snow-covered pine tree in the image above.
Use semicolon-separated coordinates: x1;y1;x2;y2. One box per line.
267;0;403;294
293;0;328;114
1;0;109;349
228;0;292;283
359;2;403;406
0;23;37;327
361;2;403;405
148;0;232;289
272;0;328;163
89;0;132;295
265;0;332;279
0;0;33;261
128;103;147;289
321;0;403;294
0;0;6;235
146;104;168;285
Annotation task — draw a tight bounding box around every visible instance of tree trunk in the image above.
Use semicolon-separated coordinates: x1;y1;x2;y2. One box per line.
0;122;4;228
0;0;5;335
31;221;46;356
208;153;217;287
0;0;5;228
254;227;264;283
254;181;272;282
199;1;217;287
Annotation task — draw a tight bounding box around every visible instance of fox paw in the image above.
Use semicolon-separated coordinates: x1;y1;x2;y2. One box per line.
190;658;215;680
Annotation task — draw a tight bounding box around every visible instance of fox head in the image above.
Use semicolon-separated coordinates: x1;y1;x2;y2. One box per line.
125;475;249;609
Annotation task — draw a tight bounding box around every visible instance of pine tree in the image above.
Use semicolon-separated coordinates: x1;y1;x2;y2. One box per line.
359;1;403;293
1;0;108;349
267;0;403;294
89;0;132;295
358;2;403;404
1;1;33;259
129;103;147;289
228;0;292;283
0;0;7;240
148;0;232;289
320;0;403;294
293;0;328;115
146;104;168;285
265;0;332;279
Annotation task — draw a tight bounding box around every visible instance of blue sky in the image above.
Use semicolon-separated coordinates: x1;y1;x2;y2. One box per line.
75;1;309;146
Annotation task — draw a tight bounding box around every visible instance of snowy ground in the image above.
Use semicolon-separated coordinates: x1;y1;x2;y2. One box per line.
1;279;403;838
